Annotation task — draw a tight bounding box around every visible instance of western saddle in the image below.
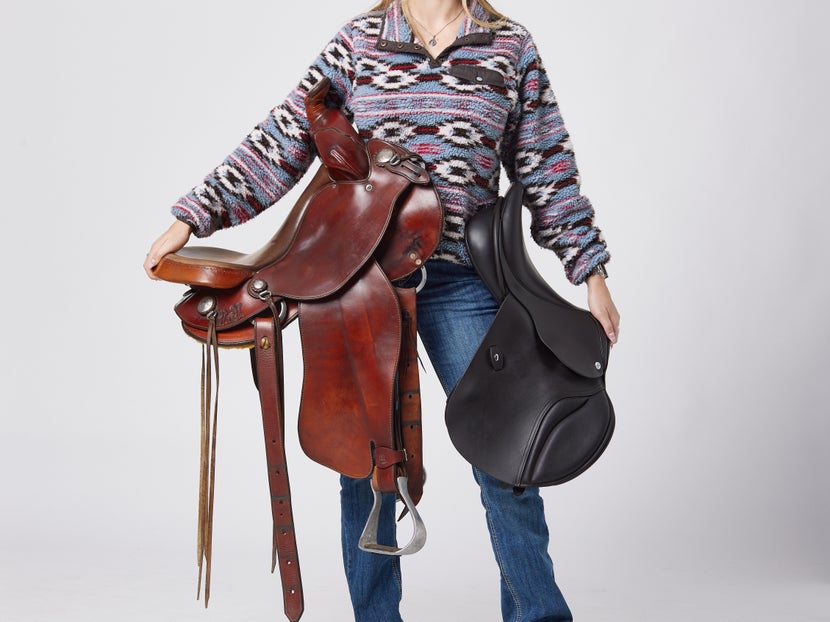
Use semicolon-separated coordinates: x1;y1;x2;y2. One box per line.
152;77;443;622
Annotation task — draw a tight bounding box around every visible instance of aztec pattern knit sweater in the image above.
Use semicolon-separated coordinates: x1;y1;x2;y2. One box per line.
172;0;610;285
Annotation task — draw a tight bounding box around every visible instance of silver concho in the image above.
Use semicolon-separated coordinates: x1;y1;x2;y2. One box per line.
250;279;269;295
197;296;217;316
375;148;400;167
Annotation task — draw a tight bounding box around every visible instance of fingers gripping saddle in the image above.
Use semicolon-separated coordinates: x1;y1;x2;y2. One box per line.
153;78;443;622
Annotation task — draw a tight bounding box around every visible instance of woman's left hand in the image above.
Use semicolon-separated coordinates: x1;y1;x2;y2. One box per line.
586;274;620;345
144;219;193;279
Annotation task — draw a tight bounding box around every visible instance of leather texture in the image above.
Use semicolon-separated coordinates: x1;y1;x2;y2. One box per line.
445;182;614;487
153;78;441;621
297;260;402;479
253;317;303;621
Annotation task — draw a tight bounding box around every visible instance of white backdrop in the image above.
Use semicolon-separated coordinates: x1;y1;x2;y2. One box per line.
1;1;827;620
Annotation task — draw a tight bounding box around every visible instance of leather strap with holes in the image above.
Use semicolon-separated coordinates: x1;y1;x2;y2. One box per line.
253;317;303;622
396;286;424;506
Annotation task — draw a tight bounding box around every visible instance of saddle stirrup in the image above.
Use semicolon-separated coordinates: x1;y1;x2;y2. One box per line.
357;475;427;556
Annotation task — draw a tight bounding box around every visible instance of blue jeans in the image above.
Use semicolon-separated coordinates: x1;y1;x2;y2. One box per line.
340;260;572;622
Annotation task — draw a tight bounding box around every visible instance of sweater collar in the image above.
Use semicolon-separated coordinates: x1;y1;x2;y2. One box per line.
377;1;494;49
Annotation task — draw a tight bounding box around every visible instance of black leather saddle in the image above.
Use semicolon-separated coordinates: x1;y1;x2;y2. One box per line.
445;182;615;488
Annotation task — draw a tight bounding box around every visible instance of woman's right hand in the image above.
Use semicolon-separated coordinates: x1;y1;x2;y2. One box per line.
144;219;193;279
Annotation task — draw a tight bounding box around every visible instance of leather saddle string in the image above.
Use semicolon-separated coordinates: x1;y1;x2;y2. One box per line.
196;314;219;606
254;298;304;622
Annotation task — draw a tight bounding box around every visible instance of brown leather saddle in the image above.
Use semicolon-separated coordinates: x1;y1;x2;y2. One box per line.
153;78;443;622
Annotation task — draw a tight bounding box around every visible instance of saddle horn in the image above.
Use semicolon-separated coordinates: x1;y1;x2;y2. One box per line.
305;77;370;181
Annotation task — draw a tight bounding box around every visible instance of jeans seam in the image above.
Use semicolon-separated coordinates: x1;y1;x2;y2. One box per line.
393;555;402;596
474;468;522;622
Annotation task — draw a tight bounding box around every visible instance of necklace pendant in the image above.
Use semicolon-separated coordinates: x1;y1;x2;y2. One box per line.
429;37;437;46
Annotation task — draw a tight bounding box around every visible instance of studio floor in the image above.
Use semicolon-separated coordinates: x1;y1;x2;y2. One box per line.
1;543;827;621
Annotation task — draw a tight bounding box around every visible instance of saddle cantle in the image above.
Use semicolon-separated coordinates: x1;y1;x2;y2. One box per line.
153;77;442;622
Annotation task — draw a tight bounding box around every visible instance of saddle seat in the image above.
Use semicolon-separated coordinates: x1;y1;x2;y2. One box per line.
155;142;436;300
154;167;335;290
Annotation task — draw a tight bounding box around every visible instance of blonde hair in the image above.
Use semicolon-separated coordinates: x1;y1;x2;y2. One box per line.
369;0;507;30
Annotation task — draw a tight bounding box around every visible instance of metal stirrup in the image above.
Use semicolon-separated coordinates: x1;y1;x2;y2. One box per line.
357;476;427;556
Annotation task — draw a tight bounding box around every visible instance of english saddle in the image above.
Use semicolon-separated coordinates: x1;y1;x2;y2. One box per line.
445;182;615;489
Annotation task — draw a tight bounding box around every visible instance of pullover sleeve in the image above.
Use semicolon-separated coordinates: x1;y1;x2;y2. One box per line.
501;32;610;285
171;24;357;238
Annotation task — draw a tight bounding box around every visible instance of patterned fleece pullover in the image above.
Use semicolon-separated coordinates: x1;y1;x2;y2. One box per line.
172;0;610;285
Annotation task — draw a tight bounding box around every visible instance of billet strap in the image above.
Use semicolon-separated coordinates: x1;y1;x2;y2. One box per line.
253;314;304;622
196;315;219;606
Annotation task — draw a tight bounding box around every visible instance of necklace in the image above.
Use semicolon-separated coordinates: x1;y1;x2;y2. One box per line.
409;6;464;47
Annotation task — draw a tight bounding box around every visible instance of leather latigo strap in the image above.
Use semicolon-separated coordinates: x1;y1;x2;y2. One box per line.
396;286;424;507
253;317;304;622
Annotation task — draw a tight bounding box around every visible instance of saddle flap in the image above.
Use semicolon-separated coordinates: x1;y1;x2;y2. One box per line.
445;293;614;487
497;183;609;379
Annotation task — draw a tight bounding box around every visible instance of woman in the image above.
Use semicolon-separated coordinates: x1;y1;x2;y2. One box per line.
145;1;620;620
